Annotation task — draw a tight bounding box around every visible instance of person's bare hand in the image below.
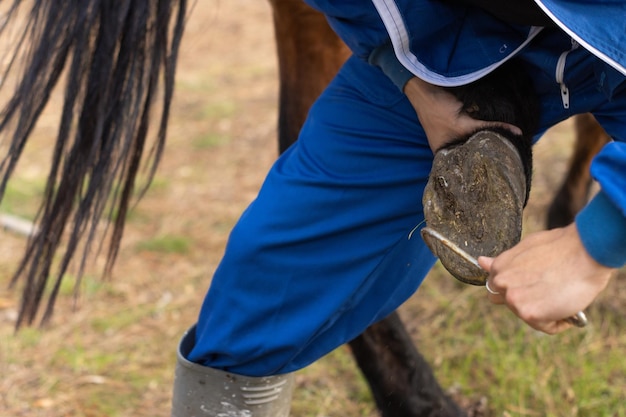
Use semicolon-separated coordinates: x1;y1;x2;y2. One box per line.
478;223;615;334
403;77;522;152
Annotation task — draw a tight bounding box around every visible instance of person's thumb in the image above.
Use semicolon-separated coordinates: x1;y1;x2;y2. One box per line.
478;256;495;273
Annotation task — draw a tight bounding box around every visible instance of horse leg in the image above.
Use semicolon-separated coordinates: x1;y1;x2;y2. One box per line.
268;0;350;153
269;1;465;416
546;113;610;229
348;313;467;417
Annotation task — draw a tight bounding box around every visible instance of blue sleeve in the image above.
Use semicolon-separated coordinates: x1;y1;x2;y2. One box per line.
303;0;390;60
303;0;416;91
302;0;539;88
368;42;414;90
575;141;626;268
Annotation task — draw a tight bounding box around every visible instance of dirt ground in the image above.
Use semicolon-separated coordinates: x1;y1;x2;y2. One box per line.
0;1;624;417
0;1;279;415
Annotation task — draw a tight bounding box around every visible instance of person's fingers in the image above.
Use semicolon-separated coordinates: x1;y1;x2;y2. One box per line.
481;121;523;136
485;279;506;304
477;255;494;272
529;318;574;335
478;256;506;303
458;114;523;137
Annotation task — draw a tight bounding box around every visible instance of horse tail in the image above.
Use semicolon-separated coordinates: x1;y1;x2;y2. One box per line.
0;0;187;327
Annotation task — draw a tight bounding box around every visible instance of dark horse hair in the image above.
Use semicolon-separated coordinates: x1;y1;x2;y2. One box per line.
0;0;187;327
446;58;541;205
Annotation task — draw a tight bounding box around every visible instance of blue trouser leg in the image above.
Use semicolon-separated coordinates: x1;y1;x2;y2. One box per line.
186;30;626;377
187;56;437;376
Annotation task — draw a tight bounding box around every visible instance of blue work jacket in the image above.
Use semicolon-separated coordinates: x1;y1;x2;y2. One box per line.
305;0;626;267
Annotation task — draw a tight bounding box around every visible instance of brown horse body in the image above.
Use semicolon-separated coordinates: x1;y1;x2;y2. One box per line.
547;113;610;229
268;1;607;416
268;0;350;153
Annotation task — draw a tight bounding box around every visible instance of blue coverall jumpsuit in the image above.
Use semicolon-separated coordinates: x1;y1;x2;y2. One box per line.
186;0;626;377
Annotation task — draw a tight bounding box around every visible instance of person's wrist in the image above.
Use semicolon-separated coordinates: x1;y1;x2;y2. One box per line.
403;76;435;101
403;78;451;152
368;42;414;91
566;222;615;296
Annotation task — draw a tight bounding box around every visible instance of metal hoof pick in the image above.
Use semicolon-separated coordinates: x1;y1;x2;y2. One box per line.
420;226;588;328
420;226;488;285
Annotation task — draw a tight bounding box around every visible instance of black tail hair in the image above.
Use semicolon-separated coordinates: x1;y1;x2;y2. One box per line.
0;0;187;327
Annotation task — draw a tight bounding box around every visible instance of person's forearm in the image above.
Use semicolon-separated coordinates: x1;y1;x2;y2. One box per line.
403;77;460;151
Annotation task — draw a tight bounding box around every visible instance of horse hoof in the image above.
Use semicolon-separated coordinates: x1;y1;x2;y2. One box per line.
422;130;527;285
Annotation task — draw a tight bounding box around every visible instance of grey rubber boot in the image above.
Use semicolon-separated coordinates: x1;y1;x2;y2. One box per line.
171;327;295;417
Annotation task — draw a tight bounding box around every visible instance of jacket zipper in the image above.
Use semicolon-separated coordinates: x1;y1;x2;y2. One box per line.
555;38;579;109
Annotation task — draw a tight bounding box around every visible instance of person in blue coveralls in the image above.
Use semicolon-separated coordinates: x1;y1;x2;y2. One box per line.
171;2;626;416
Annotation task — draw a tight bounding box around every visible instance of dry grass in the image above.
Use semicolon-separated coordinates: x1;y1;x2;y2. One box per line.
0;1;625;416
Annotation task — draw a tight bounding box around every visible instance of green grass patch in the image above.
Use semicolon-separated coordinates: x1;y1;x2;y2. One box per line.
51;345;119;374
292;346;376;417
137;175;170;196
53;273;120;300
12;327;43;350
407;269;626;416
192;132;231;149
197;101;237;121
0;178;46;219
135;235;191;255
89;305;157;334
